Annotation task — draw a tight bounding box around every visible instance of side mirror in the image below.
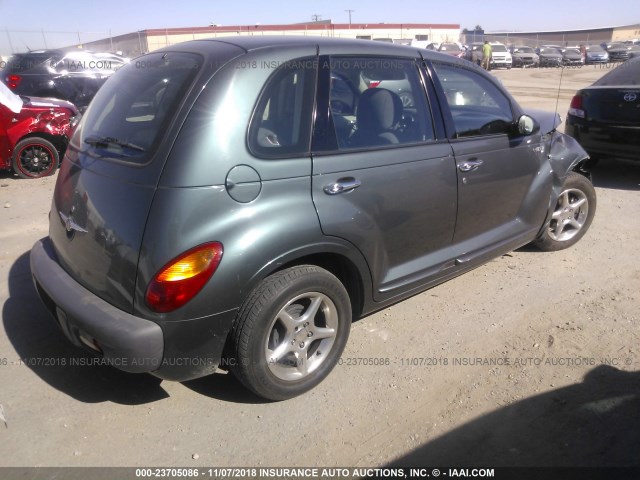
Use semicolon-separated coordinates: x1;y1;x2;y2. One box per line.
517;114;540;135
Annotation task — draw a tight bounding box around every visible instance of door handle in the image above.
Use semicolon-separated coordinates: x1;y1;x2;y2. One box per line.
458;159;484;172
323;177;362;195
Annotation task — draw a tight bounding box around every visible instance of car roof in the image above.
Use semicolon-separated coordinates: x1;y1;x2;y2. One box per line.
153;35;448;60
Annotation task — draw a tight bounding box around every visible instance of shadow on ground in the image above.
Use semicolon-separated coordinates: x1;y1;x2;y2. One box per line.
3;251;169;404
389;365;640;467
3;250;264;404
590;158;640;191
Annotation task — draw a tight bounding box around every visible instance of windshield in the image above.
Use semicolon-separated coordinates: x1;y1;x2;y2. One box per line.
515;47;534;53
564;49;580;54
440;44;462;52
540;48;560;54
587;45;605;52
80;52;201;164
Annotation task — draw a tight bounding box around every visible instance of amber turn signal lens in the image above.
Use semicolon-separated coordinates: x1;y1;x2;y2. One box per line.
146;242;223;313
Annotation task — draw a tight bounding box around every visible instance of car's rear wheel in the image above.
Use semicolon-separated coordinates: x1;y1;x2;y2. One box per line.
12;137;59;179
230;265;351;401
534;172;596;251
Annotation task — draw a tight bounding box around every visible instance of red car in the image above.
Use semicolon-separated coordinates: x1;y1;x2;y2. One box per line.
1;81;79;178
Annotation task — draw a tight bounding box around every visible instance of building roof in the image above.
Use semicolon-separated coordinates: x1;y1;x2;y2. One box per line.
144;22;460;36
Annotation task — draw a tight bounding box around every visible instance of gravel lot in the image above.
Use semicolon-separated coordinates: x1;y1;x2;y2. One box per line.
0;65;638;470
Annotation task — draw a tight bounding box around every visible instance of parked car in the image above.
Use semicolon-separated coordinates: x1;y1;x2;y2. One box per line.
584;45;609;64
466;42;484;65
1;49;128;112
31;37;595;401
605;42;632;62
488;42;512;69
510;46;540;68
562;48;584;66
536;47;563;67
565;57;640;162
438;43;465;58
0;80;79;178
628;45;640;59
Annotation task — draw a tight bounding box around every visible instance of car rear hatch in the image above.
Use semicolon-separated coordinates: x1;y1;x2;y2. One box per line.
48;44;243;313
581;86;640;125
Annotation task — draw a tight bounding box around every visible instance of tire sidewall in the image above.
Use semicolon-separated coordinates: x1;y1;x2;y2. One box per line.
238;268;351;400
13;138;59;179
539;173;596;251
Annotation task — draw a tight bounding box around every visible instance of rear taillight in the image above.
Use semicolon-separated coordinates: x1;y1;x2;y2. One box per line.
7;74;22;89
568;94;585;118
368;80;381;88
145;242;223;313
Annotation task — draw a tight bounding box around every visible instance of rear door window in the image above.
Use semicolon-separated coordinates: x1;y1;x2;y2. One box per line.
80;52;201;164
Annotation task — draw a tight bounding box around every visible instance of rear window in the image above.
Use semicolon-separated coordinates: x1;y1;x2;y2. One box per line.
1;52;57;73
80;52;201;164
593;57;640;86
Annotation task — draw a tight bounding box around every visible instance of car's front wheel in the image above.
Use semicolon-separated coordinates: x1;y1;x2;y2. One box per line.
230;265;351;401
12;137;59;179
534;172;596;251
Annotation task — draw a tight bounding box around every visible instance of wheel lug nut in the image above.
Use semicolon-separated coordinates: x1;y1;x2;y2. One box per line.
304;322;309;327
307;332;313;337
291;340;296;345
299;342;305;348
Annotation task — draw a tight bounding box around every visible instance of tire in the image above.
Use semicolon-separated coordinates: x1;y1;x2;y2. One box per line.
534;172;596;252
230;265;351;401
12;137;59;179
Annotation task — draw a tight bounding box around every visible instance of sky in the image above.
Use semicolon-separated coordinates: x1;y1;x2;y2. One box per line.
0;0;638;54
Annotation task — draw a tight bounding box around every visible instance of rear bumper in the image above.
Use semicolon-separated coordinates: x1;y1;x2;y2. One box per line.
31;237;164;373
565;119;640;161
30;237;237;380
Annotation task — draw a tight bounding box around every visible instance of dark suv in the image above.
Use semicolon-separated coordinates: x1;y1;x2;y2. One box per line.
31;37;595;401
1;49;128;111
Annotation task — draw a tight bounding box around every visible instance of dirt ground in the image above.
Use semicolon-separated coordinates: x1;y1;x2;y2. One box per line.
0;65;638;471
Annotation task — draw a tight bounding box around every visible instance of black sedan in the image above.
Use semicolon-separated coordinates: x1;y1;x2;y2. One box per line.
606;42;631;62
562;48;584;66
565;57;640;162
1;49;128;112
536;47;563;67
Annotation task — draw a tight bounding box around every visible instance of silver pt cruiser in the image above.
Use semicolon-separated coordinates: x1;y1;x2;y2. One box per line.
31;36;595;400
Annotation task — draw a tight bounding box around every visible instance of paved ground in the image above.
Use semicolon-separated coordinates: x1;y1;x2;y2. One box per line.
0;64;638;469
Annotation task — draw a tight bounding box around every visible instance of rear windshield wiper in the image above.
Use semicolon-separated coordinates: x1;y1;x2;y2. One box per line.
84;136;146;153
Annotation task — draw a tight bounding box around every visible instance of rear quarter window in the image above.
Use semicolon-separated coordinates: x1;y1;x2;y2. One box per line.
80;52;201;164
248;57;317;158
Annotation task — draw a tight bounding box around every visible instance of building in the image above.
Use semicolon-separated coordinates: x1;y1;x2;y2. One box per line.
76;21;461;57
482;23;640;47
